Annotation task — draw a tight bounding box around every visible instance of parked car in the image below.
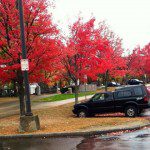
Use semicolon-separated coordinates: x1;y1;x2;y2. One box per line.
0;89;15;97
127;79;143;85
72;85;150;118
107;82;121;87
60;85;75;94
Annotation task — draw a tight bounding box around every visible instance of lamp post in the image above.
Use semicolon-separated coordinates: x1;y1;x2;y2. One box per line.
84;75;87;100
18;0;40;132
18;0;32;116
105;70;108;91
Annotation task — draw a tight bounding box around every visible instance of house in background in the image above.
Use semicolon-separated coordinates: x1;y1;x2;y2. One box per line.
30;83;41;95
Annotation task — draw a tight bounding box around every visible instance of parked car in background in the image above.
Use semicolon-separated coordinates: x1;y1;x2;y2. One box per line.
73;85;150;118
0;89;15;97
107;82;121;87
60;85;75;94
127;79;143;85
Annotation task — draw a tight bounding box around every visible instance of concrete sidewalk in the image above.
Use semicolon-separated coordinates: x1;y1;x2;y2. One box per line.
0;94;57;118
0;94;93;118
32;95;93;109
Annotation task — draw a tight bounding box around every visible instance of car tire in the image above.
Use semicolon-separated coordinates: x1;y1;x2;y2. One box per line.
125;106;138;117
77;109;88;118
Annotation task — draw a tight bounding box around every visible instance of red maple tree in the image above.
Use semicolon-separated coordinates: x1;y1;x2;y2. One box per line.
126;46;147;79
61;18;114;103
0;0;60;115
141;43;150;76
94;21;126;90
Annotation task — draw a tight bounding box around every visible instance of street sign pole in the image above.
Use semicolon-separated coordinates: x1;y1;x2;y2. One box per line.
18;0;32;116
84;75;87;100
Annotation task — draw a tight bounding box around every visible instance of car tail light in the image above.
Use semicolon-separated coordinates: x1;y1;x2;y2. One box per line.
144;96;149;102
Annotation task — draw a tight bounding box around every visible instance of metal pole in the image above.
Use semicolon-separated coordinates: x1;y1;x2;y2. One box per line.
84;75;87;100
105;70;108;92
18;0;32;116
84;83;87;100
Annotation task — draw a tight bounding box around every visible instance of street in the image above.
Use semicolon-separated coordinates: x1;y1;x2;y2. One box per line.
77;127;150;150
0;127;150;150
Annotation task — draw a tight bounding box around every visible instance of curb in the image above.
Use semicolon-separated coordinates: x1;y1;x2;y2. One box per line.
0;123;150;139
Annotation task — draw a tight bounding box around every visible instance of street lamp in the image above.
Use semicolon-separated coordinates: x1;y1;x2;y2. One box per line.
84;75;87;100
18;0;32;116
18;0;40;132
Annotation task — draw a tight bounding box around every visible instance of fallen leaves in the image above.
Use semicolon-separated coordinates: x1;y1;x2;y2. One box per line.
0;103;149;135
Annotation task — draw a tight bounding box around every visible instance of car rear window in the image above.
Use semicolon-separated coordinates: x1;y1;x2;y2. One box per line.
133;87;143;96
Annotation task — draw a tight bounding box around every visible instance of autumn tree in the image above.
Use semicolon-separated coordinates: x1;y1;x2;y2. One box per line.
141;43;150;79
94;21;126;90
0;0;60;115
124;40;150;84
126;46;146;80
61;18;113;104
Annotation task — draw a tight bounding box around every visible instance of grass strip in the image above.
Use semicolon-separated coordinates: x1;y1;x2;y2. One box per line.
39;91;96;102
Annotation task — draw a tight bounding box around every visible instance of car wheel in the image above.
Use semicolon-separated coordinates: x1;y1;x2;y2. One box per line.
77;109;88;118
125;106;138;117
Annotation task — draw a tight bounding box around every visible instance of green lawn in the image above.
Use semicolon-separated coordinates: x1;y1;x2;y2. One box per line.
39;91;96;102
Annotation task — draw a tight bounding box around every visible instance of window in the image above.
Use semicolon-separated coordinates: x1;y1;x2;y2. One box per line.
117;90;132;98
117;91;124;98
104;93;110;99
100;94;105;100
124;91;132;97
92;93;101;101
133;87;143;96
92;93;105;101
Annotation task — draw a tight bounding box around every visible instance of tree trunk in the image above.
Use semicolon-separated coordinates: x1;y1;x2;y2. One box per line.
74;81;79;104
13;80;18;96
105;70;109;92
17;70;25;116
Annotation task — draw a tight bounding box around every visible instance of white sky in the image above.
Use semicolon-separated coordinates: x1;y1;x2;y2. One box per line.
51;0;150;52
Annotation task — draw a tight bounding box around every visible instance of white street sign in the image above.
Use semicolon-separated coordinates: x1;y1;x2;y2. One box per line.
21;59;29;71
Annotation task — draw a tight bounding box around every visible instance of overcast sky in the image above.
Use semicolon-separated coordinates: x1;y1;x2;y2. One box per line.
51;0;150;52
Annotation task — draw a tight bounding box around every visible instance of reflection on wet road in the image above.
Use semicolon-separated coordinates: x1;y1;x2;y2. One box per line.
0;127;150;150
0;137;84;150
77;127;150;150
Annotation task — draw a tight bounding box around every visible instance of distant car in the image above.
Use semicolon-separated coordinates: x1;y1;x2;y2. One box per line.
0;89;15;97
60;85;75;94
107;82;121;87
73;85;150;118
127;79;143;85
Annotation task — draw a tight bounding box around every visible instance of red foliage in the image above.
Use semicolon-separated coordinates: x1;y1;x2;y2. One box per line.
0;0;60;84
126;45;149;77
61;18;114;84
141;43;150;75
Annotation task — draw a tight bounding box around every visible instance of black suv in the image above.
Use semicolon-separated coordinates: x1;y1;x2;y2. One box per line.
73;85;150;117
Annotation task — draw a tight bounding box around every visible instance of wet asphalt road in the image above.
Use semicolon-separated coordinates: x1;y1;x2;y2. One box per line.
77;127;150;150
0;127;150;150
